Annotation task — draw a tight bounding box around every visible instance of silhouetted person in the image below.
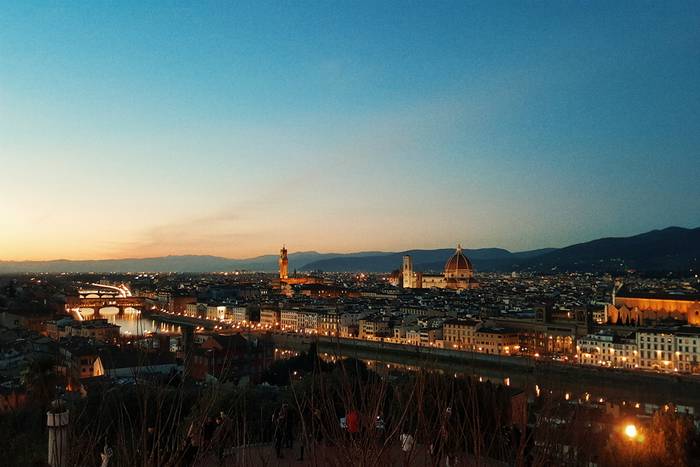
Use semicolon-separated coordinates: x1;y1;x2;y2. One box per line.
431;407;452;467
145;426;156;465
374;414;386;444
313;408;323;443
213;411;232;466
284;406;296;449
346;409;360;440
401;432;415;467
273;404;289;458
202;416;217;451
297;405;313;461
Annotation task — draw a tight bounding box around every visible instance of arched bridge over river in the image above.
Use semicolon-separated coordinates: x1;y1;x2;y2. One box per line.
65;295;154;317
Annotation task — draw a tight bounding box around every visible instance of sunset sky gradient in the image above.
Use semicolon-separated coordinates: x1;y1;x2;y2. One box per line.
1;1;699;260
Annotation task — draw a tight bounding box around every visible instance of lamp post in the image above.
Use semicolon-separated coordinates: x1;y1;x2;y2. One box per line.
47;399;69;467
618;422;645;464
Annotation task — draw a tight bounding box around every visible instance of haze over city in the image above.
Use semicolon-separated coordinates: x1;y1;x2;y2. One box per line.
2;2;699;261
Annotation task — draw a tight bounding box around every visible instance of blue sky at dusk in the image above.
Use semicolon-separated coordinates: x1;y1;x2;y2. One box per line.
1;1;699;260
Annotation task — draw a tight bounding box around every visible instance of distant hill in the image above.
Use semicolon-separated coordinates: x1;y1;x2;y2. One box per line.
299;248;556;273
301;227;700;273
1;226;697;273
414;248;558;273
519;226;700;273
0;251;382;274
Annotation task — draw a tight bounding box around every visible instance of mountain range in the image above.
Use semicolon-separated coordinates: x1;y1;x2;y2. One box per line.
0;226;697;274
0;251;381;274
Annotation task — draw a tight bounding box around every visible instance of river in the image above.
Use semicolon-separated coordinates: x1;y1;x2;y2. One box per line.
107;314;182;336
79;307;181;335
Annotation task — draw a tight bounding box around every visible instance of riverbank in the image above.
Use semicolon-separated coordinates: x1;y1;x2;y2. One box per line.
146;311;217;330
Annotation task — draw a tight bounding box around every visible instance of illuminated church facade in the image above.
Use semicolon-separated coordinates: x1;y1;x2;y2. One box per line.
401;245;479;290
606;286;700;326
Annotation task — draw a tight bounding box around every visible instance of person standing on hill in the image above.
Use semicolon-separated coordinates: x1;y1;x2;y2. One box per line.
431;407;453;467
273;404;289;459
215;411;233;466
346;409;360;441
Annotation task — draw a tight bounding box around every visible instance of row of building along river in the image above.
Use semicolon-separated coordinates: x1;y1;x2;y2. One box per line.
80;307;700;416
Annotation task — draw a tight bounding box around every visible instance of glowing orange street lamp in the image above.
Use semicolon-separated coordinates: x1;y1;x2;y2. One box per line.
624;424;638;440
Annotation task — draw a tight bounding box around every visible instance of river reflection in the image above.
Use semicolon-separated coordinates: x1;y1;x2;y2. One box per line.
107;314;182;335
79;308;182;336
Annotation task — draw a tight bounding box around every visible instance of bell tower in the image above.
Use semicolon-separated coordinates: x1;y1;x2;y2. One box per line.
279;245;289;280
402;255;413;288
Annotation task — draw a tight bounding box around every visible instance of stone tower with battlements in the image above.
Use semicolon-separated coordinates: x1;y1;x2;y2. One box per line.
279;246;289;280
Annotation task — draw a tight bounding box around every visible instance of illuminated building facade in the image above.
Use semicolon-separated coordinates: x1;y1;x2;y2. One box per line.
280;308;299;330
206;304;227;320
577;332;638;369
358;318;391;340
473;327;520;355
443;318;481;349
232;306;251;324
297;309;321;333
260;307;281;328
577;327;700;373
636;327;700;373
606;289;700;325
319;311;340;335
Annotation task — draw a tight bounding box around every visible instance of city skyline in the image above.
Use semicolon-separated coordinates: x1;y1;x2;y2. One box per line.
2;2;700;261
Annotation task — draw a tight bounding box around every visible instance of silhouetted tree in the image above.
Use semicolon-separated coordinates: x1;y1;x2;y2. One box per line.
21;356;58;408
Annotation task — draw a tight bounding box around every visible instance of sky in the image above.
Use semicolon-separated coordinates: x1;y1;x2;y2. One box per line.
1;1;699;261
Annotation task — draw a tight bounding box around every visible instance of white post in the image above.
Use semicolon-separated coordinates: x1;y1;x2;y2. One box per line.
47;399;69;467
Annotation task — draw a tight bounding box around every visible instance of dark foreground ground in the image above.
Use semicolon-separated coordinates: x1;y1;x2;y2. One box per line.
200;442;507;466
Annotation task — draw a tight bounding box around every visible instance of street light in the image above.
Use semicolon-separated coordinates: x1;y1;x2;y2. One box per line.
624;424;638;440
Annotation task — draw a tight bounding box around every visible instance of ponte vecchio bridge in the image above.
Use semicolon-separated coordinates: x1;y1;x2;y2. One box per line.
65;296;151;316
65;284;154;318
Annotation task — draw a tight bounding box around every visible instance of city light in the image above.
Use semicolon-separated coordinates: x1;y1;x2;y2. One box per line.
624;424;638;440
